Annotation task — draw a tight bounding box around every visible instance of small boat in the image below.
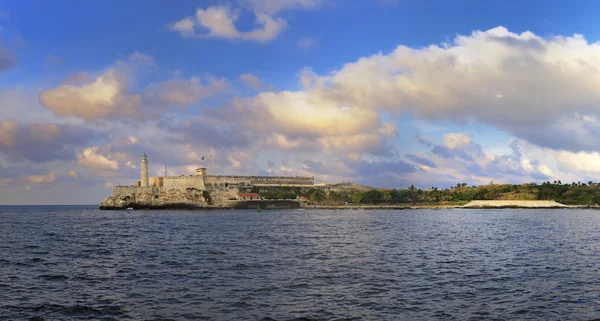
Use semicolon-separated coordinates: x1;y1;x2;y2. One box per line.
126;207;134;210
257;205;262;212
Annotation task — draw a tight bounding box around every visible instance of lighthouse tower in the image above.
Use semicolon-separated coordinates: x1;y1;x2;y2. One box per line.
141;153;149;187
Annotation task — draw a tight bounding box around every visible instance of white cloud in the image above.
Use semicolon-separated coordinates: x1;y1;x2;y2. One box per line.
169;6;286;43
444;133;472;149
0;120;18;147
39;69;142;120
289;26;600;152
28;171;57;183
239;73;261;89
169;18;196;37
77;147;120;170
239;73;275;91
143;75;230;107
232;91;381;137
557;151;600;174
129;51;155;65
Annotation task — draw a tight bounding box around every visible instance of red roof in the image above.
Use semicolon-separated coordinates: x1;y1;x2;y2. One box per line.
238;193;260;197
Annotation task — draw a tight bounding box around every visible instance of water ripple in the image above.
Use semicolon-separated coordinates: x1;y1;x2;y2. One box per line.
2;206;600;319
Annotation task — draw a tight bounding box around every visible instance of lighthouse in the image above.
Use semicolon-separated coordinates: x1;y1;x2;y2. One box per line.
141;153;149;187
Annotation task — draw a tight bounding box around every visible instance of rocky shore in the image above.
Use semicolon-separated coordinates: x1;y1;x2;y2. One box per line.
100;189;592;210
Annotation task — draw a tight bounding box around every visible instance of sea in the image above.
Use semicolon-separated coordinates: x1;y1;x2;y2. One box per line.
1;206;600;320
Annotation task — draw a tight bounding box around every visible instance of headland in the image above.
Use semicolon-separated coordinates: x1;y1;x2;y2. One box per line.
99;154;600;210
99;154;318;209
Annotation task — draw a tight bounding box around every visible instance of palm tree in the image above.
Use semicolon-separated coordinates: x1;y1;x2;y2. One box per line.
431;187;440;202
383;191;392;203
409;185;417;204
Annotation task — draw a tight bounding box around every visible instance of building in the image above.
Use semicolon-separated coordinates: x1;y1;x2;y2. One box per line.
237;193;261;200
112;154;315;205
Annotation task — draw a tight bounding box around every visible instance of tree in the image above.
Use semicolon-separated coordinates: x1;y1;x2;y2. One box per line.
310;189;326;204
409;185;417;203
362;189;383;204
350;191;363;203
383;191;392;203
431;187;440;202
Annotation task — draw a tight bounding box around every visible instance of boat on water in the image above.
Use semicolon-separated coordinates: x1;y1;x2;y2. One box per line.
257;205;262;212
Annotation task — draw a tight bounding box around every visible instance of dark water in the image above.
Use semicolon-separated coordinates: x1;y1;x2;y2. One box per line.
2;207;600;320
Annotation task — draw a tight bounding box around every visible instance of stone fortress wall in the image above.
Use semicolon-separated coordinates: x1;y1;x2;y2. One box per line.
102;155;326;209
204;175;314;188
161;176;205;190
114;155;316;203
112;186;152;196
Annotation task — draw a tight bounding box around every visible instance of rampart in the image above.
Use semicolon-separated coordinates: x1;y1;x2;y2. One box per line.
162;176;205;190
112;186;154;196
204;175;314;187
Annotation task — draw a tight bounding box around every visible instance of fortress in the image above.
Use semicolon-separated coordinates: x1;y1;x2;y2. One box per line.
99;154;316;209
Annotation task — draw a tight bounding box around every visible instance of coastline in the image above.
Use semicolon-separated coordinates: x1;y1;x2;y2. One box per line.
99;201;600;210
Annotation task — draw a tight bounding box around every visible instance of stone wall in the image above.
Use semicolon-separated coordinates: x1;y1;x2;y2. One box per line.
204;175;314;187
149;177;164;187
163;176;205;190
112;186;153;196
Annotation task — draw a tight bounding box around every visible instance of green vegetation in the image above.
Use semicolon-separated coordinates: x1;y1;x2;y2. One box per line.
202;191;212;205
253;181;600;206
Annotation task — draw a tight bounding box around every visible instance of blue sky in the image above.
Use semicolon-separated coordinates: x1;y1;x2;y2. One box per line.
2;0;600;204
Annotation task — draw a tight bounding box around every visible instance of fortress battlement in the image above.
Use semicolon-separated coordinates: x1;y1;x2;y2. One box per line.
101;154;316;209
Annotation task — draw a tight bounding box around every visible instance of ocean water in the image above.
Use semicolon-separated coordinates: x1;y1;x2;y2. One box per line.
1;206;600;320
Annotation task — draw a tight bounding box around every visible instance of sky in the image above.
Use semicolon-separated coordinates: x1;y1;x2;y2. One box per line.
3;0;600;204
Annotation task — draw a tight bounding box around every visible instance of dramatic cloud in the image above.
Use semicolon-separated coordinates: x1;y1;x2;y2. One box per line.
224;91;380;137
287;26;600;152
39;69;142;120
0;121;96;163
39;54;227;120
407;135;554;187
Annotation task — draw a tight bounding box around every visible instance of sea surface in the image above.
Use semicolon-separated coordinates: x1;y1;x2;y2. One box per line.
2;206;600;320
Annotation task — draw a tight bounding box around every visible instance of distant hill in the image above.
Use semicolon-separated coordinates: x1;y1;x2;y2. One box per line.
319;182;377;192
